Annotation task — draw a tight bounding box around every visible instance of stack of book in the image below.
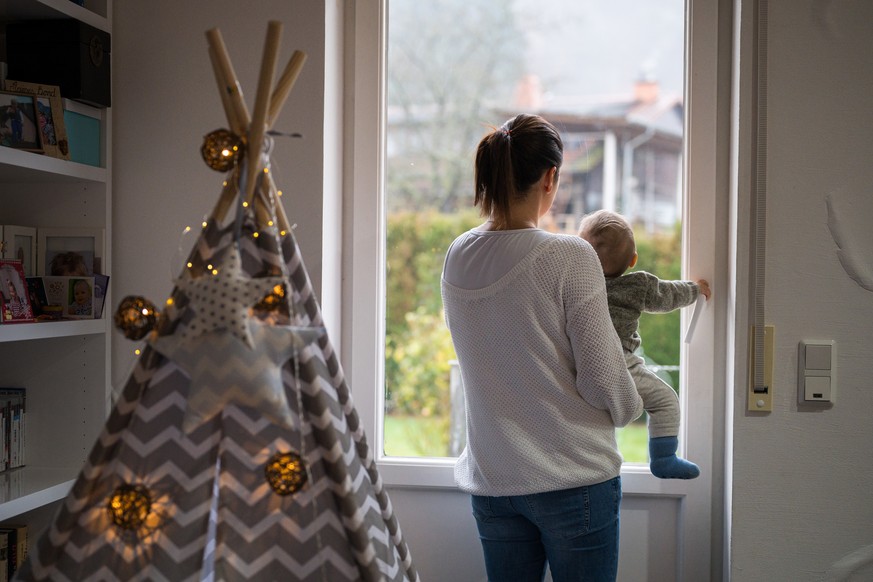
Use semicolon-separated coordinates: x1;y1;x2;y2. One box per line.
0;389;25;473
0;523;27;581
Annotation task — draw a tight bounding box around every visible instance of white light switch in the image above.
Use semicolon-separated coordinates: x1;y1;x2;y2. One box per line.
799;340;836;404
804;376;831;401
805;344;831;370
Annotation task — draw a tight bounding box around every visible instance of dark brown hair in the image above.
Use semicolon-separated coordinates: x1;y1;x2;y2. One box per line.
474;114;563;229
578;209;637;278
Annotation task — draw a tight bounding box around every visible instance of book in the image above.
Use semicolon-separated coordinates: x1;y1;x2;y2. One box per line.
0;528;8;582
93;274;110;319
0;525;26;579
24;277;47;318
0;390;25;472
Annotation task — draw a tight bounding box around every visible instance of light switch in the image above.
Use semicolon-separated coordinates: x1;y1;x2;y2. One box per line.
804;376;831;402
798;340;836;405
805;344;831;370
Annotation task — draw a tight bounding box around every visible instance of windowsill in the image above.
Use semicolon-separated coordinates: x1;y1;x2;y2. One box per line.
377;457;694;497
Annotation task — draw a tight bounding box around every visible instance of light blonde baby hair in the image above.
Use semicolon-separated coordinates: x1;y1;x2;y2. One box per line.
578;209;636;278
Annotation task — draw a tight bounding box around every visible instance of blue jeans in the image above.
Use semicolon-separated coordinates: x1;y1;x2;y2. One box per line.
471;477;622;582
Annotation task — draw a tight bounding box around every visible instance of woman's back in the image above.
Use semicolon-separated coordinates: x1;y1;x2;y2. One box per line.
442;228;641;496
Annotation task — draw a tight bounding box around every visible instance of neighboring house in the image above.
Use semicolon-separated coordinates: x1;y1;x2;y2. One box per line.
385;74;684;233
511;74;684;235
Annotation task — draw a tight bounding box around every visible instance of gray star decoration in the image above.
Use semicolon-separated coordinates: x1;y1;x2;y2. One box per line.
149;245;325;433
175;246;282;348
151;318;325;433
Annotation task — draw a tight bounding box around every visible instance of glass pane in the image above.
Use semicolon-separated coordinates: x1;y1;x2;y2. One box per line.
384;0;685;461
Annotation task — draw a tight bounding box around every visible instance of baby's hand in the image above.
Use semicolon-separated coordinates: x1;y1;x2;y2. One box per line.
696;279;711;300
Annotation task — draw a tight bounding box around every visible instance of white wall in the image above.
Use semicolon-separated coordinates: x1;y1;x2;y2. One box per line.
112;0;326;387
112;1;873;581
730;1;873;580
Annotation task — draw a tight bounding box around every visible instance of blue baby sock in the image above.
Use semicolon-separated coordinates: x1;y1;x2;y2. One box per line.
649;436;700;479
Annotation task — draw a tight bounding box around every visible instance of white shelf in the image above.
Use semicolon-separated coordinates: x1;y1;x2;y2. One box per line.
0;0;109;32
0;0;112;528
0;148;107;184
0;318;107;343
0;467;78;521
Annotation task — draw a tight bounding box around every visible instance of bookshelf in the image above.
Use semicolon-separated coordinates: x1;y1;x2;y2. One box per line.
0;0;112;527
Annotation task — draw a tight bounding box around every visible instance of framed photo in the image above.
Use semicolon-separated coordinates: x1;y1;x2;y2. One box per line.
0;260;35;323
2;80;70;160
37;227;105;276
43;276;95;319
0;91;42;152
0;225;37;277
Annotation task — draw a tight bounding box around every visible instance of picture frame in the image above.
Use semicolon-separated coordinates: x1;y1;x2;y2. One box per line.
0;225;37;277
37;227;105;277
43;276;95;320
0;260;35;324
2;80;70;160
0;91;42;152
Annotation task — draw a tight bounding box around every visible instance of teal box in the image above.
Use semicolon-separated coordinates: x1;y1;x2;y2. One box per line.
63;109;101;167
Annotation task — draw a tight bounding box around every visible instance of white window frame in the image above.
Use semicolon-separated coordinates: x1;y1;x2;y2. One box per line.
341;3;726;545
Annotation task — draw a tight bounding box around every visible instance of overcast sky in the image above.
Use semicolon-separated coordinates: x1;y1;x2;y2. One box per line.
513;0;685;100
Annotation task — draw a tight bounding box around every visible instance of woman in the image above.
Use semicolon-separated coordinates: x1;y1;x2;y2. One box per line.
441;114;643;581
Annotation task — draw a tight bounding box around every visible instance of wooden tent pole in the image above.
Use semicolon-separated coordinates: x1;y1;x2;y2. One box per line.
244;21;283;206
267;50;307;128
205;28;251;131
207;45;243;134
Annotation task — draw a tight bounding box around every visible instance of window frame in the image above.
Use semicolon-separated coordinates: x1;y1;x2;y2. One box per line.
341;0;724;499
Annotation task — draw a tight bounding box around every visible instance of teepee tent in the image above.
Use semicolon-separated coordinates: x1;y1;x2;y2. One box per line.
18;22;418;582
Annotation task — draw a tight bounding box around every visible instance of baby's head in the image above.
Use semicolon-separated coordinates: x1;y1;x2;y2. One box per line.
578;210;638;278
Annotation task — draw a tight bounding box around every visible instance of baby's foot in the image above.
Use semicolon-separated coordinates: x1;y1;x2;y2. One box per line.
650;455;700;479
649;436;700;480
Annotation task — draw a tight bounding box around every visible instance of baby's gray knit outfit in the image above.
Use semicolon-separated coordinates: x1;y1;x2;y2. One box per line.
606;271;699;438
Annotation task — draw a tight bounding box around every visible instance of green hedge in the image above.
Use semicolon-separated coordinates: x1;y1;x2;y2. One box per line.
384;212;684;417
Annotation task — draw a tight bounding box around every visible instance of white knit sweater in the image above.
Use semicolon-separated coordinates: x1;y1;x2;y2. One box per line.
442;229;643;496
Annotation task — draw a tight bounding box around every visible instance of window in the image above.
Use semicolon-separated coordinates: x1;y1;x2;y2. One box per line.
382;0;685;464
345;0;720;490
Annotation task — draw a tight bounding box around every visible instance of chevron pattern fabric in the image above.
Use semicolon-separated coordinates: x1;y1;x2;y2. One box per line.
17;217;419;581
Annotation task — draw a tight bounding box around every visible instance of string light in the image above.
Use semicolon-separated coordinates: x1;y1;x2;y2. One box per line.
114;296;159;341
108;483;153;530
201;129;244;172
253;232;259;239
265;451;307;496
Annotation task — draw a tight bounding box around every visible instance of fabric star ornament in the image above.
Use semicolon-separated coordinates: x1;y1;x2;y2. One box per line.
150;318;325;433
175;246;284;347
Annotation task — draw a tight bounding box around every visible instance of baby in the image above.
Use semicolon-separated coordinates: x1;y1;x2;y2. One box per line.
579;209;710;479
